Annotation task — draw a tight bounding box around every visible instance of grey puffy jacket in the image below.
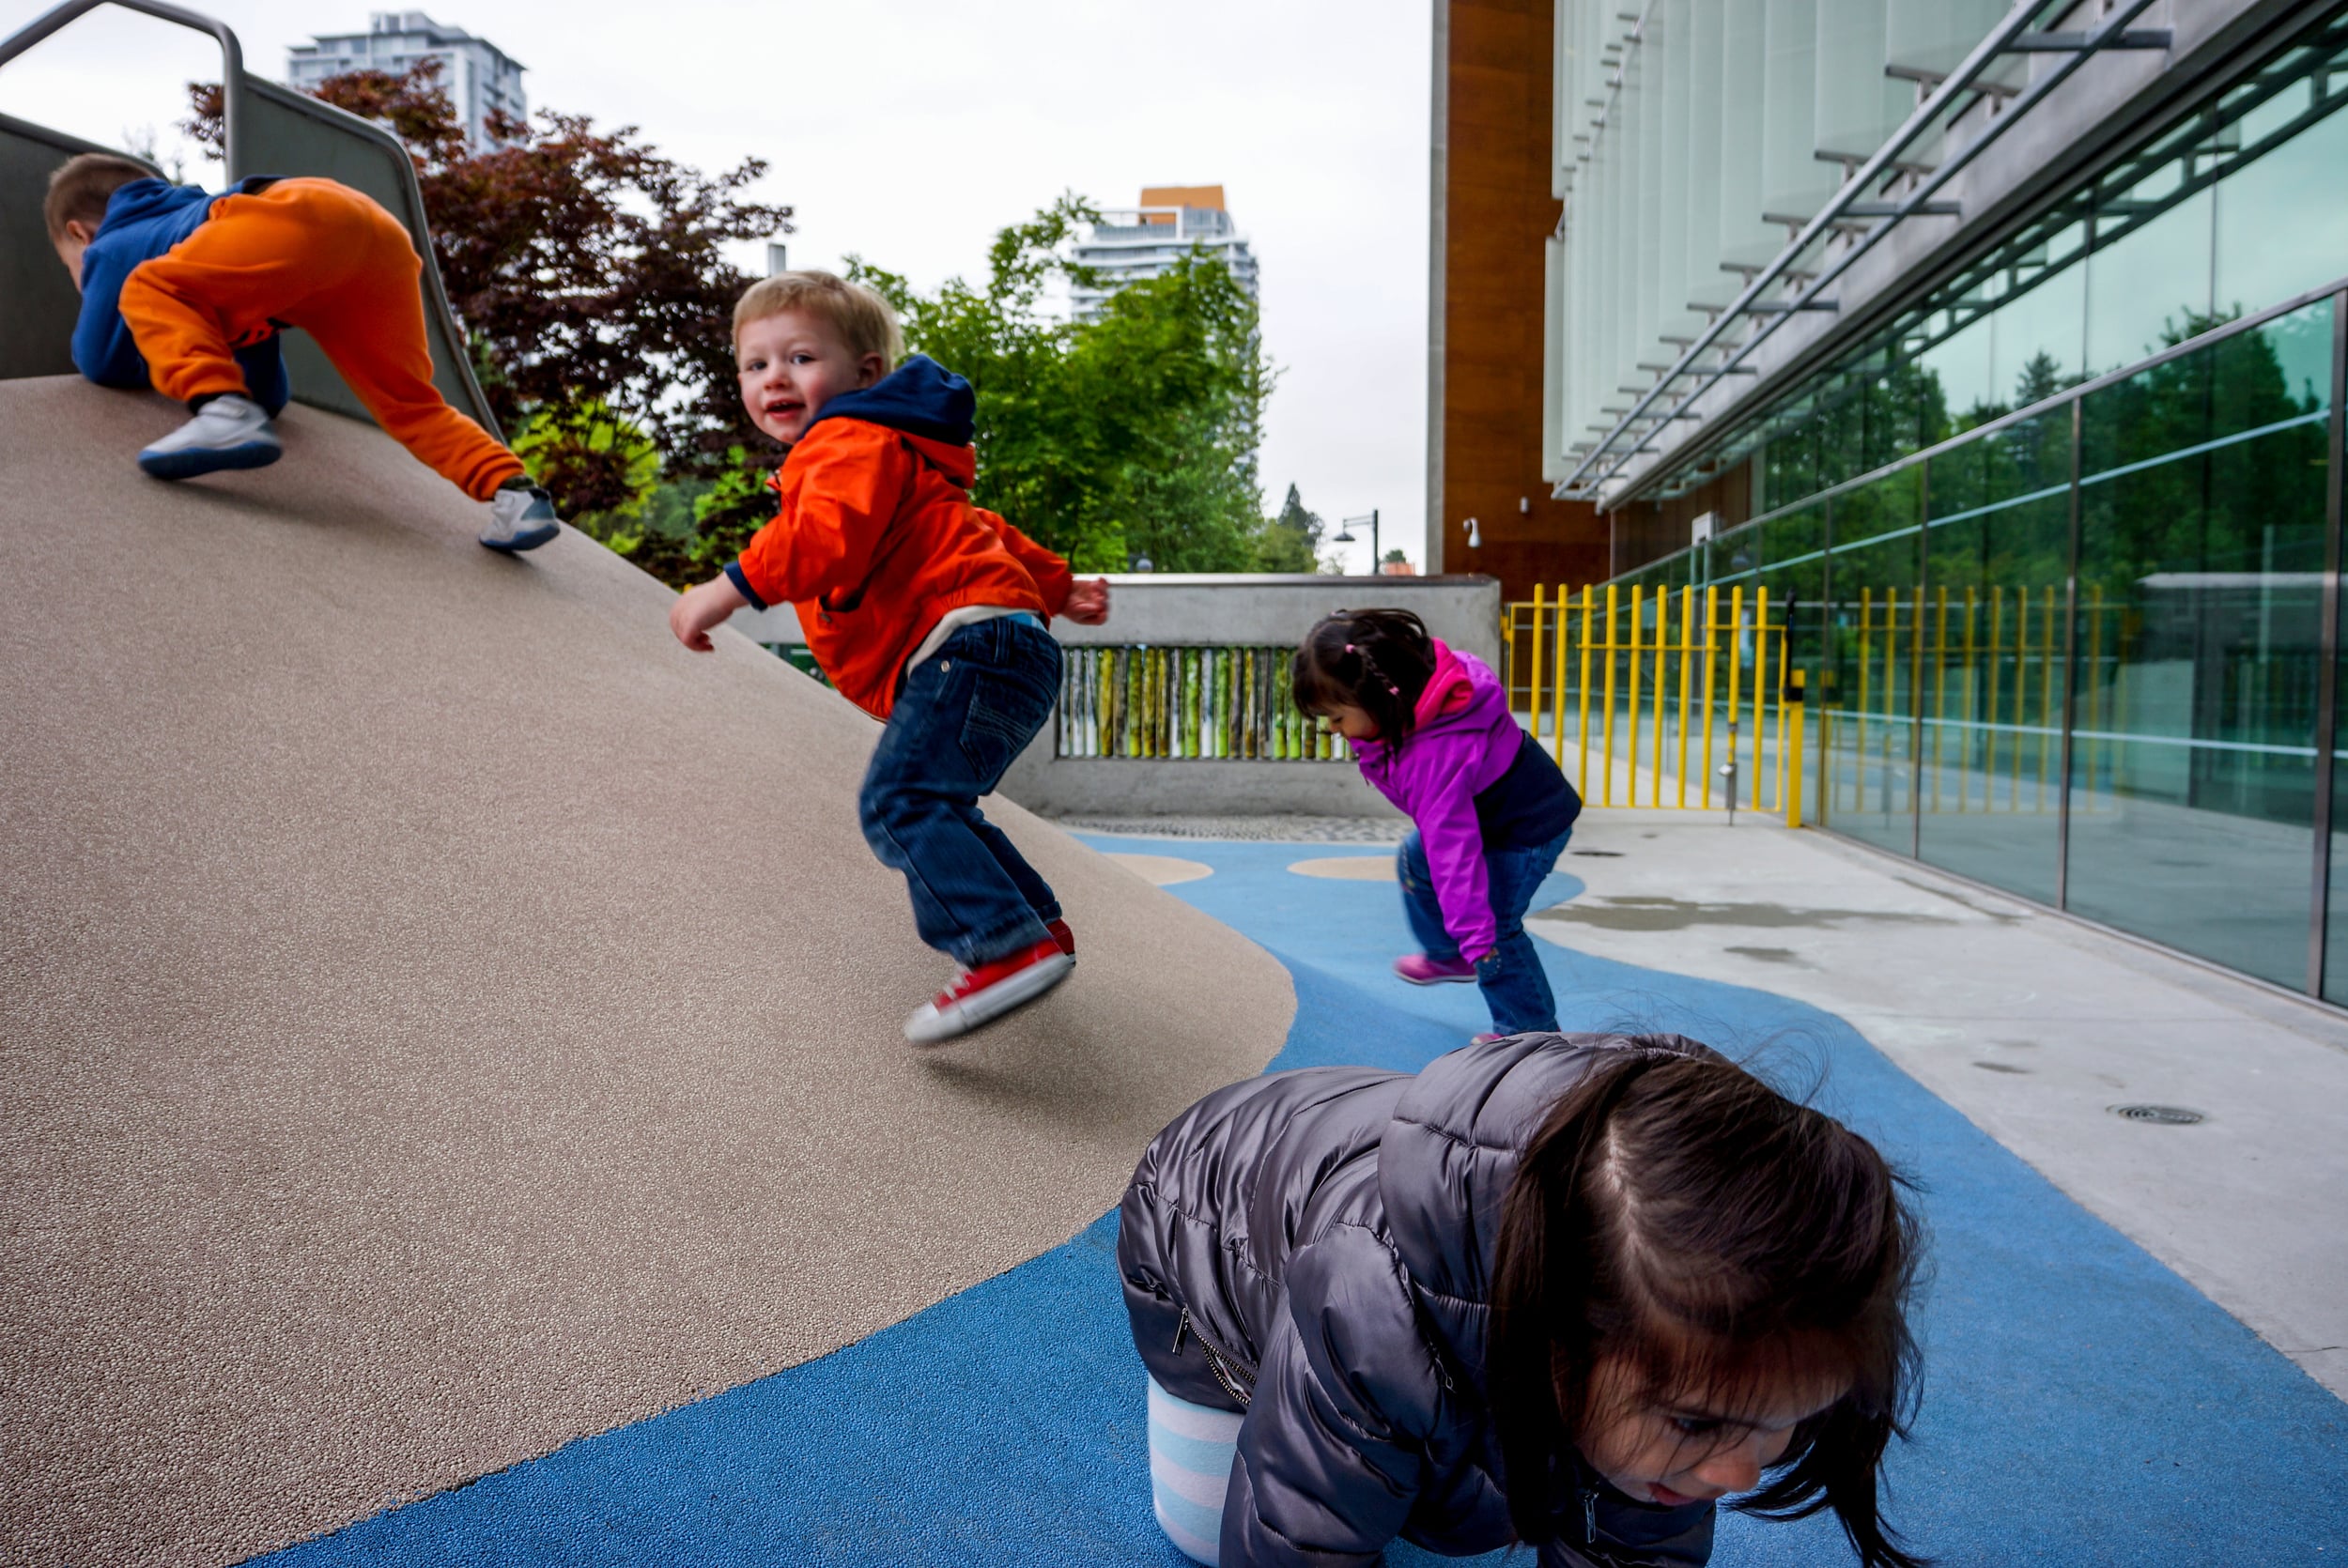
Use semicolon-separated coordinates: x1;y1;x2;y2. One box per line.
1118;1033;1720;1568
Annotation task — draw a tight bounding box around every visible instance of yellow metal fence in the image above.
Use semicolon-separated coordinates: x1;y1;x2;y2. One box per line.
1506;580;2103;826
1502;584;1800;821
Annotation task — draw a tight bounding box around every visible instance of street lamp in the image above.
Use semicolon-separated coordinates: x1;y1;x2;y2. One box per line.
1331;509;1381;575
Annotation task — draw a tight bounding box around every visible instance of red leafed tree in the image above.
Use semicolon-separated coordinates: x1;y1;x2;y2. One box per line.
185;65;787;575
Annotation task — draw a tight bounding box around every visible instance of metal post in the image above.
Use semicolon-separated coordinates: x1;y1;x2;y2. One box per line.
1785;669;1806;828
2058;398;2084;911
1601;584;1619;807
1529;583;1548;739
1552;581;1570;768
1578;585;1595;784
1722;719;1739;826
1700;586;1719;807
2308;290;2346;997
1629;585;1645;807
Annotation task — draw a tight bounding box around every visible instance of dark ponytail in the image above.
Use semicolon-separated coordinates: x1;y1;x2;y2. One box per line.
1488;1048;1925;1568
1290;608;1437;744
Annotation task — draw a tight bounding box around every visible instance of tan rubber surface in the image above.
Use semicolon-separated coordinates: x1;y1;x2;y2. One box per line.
0;377;1291;1567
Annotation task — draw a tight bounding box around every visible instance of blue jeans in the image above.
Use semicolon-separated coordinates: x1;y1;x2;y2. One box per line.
1398;825;1571;1036
859;615;1063;968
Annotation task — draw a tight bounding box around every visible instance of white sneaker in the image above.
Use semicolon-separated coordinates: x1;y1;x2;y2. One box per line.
481;483;561;553
137;394;280;480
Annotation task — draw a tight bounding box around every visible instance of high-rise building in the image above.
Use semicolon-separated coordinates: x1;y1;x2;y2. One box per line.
1428;1;2348;1002
286;11;526;154
1070;186;1259;324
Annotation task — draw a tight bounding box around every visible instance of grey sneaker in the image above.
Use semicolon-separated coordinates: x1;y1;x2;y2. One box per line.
482;483;560;553
137;393;280;480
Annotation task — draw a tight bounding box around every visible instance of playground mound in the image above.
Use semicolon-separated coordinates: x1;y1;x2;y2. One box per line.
0;377;1292;1567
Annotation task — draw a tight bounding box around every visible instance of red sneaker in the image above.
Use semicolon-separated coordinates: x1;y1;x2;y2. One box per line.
904;938;1075;1043
1047;918;1076;958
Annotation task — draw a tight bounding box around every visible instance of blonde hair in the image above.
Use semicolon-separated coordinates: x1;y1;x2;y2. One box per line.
733;270;904;370
46;152;154;243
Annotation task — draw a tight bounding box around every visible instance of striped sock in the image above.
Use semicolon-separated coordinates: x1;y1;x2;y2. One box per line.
1147;1375;1244;1566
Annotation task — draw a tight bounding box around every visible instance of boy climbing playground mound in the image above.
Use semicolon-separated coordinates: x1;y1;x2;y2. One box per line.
45;153;560;552
668;270;1110;1043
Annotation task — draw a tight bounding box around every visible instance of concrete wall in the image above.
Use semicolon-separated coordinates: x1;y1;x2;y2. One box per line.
728;572;1505;817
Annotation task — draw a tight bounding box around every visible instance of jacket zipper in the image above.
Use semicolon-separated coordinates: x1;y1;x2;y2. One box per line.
1172;1307;1256;1407
1583;1485;1598;1546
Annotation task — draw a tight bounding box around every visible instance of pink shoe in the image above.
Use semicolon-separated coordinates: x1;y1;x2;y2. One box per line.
1394;952;1478;986
1471;1033;1504;1046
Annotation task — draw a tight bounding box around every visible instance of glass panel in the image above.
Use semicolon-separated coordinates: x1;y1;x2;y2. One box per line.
1917;305;1996;433
1823;470;1925;856
2067;303;2333;987
1915;412;2072;904
1759;507;1829;820
2215;85;2348;318
2085;188;2216;377
1990;229;2089;407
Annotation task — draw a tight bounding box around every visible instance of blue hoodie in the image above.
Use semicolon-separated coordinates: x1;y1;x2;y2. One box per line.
72;177;290;414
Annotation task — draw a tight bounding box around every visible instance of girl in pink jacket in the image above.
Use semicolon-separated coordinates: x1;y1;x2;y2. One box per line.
1294;608;1582;1040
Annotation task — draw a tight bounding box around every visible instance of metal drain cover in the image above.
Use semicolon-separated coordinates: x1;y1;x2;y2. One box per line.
2109;1103;2205;1125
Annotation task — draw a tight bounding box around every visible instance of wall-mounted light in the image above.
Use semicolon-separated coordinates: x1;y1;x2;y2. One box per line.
1465;516;1482;549
1518;496;1529;515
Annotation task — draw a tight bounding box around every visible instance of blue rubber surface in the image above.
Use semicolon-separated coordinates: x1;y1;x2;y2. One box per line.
255;837;2348;1566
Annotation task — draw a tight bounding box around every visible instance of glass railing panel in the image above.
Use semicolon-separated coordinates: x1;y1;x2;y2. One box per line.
1915;412;2071;905
1821;469;1924;857
2066;301;2333;986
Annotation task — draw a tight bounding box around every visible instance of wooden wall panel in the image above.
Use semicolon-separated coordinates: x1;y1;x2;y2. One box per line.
1434;0;1608;598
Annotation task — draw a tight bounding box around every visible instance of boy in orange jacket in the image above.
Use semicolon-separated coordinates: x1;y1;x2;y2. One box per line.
45;154;559;551
670;272;1110;1042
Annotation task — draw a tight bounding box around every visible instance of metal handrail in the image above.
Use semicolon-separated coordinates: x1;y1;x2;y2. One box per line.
0;0;500;437
0;0;245;161
1556;0;2167;504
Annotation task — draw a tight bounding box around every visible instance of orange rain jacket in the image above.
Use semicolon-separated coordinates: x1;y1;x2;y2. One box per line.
724;356;1073;719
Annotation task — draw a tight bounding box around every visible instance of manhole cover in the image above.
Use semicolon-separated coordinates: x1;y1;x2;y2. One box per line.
2109;1104;2205;1125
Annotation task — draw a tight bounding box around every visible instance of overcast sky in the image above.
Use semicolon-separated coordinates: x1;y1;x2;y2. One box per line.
2;0;1432;571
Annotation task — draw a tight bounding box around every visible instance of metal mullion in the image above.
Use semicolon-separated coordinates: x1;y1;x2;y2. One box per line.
1912;461;1927;861
2058;398;2083;912
2308;290;2347;997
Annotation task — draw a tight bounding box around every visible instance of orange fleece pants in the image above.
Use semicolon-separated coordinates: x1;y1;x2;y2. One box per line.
117;177;523;500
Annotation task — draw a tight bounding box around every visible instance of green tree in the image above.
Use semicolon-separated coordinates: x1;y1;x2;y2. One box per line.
186;63;787;570
851;195;1278;573
1258;484;1324;572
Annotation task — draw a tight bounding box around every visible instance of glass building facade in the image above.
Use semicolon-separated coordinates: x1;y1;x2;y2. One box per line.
1600;11;2348;1000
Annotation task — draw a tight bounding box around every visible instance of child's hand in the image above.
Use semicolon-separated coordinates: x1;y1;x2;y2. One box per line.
671;576;749;653
1063;577;1111;625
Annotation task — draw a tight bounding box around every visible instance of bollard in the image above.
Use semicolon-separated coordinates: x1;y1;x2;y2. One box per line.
1722;719;1739;827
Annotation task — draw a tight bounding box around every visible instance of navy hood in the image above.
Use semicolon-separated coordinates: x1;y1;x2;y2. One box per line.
804;353;974;446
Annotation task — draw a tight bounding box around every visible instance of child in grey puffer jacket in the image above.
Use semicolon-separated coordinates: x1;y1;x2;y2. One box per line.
1119;1033;1925;1568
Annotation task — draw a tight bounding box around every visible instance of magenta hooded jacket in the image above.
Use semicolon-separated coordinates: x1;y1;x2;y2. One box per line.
1349;641;1576;959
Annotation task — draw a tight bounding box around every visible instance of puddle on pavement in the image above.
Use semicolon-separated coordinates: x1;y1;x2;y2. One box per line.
1533;896;1959;932
1892;877;2027;924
